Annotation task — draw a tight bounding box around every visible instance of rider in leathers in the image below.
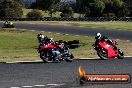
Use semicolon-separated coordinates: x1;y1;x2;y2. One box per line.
94;33;117;50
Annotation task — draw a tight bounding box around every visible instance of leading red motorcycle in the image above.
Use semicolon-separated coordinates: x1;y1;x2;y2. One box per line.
93;38;124;60
38;39;74;63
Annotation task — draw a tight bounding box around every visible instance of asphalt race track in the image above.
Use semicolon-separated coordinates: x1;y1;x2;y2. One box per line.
0;57;132;88
0;22;132;40
0;23;132;88
13;23;132;40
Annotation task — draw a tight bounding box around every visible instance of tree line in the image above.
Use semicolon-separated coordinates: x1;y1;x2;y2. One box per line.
0;0;132;18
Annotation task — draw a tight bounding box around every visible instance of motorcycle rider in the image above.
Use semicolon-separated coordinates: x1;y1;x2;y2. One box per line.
94;33;117;50
44;36;53;43
37;33;45;48
4;21;8;27
37;33;60;61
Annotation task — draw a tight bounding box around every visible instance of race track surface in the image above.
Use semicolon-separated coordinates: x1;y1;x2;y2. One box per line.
12;23;132;40
0;22;132;88
0;57;132;88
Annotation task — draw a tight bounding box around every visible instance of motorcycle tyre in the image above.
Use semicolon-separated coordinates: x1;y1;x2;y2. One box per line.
117;49;124;59
97;48;108;60
65;53;74;62
40;51;54;63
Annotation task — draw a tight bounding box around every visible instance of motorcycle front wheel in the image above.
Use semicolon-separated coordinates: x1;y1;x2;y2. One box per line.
97;48;108;60
10;25;14;28
65;53;74;62
117;49;124;59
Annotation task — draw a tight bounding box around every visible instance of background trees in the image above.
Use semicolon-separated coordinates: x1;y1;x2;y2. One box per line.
27;0;132;17
26;9;43;18
0;0;24;17
0;0;131;17
34;0;60;10
60;6;74;17
75;0;128;17
30;0;60;17
89;0;105;17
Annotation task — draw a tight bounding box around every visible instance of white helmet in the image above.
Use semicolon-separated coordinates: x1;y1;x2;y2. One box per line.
95;33;101;39
40;34;44;39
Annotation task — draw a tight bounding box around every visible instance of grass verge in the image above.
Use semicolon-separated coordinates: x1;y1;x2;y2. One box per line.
0;28;132;62
68;21;132;31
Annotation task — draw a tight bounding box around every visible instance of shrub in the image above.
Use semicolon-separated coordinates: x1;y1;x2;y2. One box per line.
26;9;43;18
60;6;74;18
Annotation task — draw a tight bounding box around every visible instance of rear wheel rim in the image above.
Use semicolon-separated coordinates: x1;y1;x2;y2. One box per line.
41;52;53;62
98;49;107;59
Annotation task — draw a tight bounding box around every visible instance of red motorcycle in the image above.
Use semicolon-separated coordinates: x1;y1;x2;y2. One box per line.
38;40;74;63
93;39;124;60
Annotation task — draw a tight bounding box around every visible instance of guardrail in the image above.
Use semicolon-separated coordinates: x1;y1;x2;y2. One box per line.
0;17;132;21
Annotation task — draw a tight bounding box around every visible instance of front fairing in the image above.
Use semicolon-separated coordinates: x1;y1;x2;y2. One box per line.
98;41;118;58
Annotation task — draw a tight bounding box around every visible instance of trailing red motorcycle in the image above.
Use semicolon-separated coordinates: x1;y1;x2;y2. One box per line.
38;40;74;63
93;39;124;60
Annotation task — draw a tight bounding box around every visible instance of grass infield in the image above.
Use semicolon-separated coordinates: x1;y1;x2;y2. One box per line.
68;21;132;31
0;28;132;62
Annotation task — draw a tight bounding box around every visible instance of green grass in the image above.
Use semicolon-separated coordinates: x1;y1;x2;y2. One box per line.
0;28;38;62
0;28;132;62
68;21;132;31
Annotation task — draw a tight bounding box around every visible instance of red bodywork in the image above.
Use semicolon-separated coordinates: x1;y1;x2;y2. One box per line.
39;38;57;50
96;39;118;58
41;43;55;50
39;41;64;51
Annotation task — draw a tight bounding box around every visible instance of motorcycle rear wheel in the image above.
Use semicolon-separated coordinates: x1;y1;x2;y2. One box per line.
40;51;53;63
97;48;108;60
